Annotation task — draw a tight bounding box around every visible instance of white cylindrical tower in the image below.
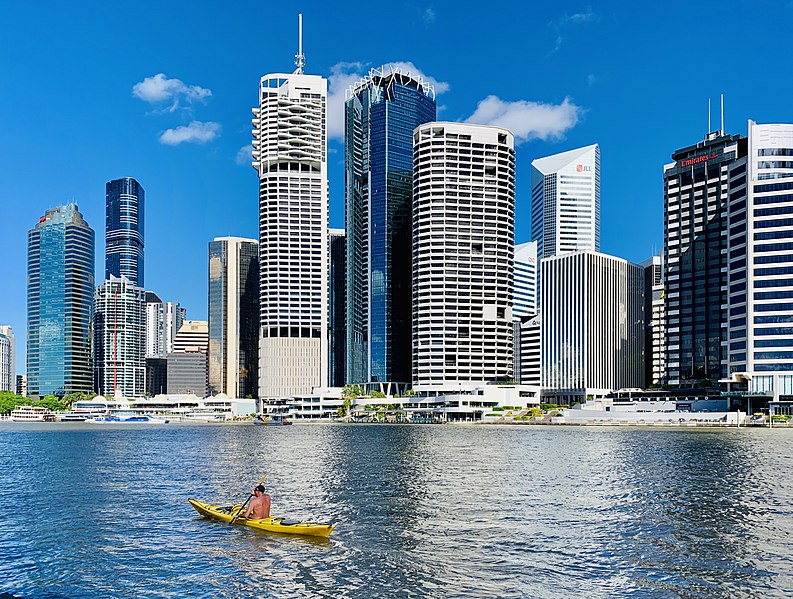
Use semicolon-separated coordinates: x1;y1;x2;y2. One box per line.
412;122;516;388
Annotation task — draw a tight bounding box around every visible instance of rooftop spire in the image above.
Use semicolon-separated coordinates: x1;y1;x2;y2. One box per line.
294;13;305;74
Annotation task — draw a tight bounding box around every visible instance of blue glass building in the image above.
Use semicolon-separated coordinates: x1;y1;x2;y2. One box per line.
27;204;95;396
106;177;144;286
345;66;436;386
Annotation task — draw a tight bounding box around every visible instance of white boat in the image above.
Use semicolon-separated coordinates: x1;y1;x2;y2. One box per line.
253;413;292;426
9;406;57;422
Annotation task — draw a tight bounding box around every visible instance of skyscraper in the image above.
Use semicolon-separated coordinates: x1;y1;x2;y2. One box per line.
664;130;746;386
541;251;644;404
412;122;515;388
27;204;95;397
93;275;146;397
346;65;437;386
328;228;346;388
251;27;328;398
0;326;14;392
144;292;186;359
725;120;793;398
167;320;208;396
530;144;600;260
106;177;144;286
513;241;538;319
208;237;259;398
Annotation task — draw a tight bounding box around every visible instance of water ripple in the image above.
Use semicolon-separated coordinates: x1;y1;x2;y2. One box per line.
1;423;792;597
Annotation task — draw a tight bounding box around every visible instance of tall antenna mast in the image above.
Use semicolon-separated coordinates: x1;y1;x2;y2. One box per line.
708;98;711;134
720;94;725;135
294;13;305;74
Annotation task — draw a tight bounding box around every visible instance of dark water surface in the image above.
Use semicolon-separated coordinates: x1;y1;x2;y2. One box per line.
1;423;792;598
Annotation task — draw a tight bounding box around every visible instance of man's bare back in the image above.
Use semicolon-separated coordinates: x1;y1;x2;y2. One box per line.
244;485;271;519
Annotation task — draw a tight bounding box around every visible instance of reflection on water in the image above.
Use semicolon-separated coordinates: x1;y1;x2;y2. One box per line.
0;423;792;598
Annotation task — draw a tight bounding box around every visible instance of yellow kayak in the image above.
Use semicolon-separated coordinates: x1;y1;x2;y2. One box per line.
188;498;335;538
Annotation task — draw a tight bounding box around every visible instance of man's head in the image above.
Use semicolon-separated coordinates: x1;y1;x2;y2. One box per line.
254;484;266;495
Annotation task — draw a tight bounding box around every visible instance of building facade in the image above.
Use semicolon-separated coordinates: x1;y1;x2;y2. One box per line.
252;64;328;398
208;237;259;398
106;177;144;286
0;326;14;392
93;275;146;397
725;121;793;398
412;122;515;388
641;255;665;387
541;251;644;404
328;228;346;388
664;131;746;386
167;320;208;396
513;241;538;319
345;66;437;386
27;204;95;397
530;144;600;260
145;292;186;359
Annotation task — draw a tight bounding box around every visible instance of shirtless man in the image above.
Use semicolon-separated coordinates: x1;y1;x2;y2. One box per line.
243;484;271;519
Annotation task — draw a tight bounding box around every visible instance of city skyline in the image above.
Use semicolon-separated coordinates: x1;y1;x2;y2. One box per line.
2;2;793;374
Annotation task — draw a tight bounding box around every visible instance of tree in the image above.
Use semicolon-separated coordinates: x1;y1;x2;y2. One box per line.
342;384;365;399
0;391;30;415
62;391;97;408
370;390;386;399
34;396;68;412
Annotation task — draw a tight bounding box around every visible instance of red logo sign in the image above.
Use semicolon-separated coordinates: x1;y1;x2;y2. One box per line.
680;152;717;168
576;164;583;172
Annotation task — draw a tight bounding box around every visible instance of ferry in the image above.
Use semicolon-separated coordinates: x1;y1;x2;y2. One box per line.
9;406;57;422
88;415;169;424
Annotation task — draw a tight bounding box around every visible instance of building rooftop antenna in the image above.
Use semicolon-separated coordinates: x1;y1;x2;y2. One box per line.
294;13;305;74
720;93;725;135
708;98;711;134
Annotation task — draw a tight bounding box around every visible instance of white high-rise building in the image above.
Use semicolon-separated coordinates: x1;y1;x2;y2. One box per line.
251;25;328;398
541;251;644;404
726;121;793;398
412;122;515;388
513;241;538;319
93;275;146;397
145;293;186;359
531;144;600;260
0;326;15;392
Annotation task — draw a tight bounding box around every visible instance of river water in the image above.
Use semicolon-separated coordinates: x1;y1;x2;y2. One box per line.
0;423;791;598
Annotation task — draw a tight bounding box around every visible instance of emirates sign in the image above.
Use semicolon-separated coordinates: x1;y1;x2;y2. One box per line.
679;152;717;167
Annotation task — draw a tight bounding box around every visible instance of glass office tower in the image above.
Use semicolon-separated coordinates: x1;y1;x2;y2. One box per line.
208;237;259;398
27;204;95;396
663;131;746;386
345;66;436;387
106;177;144;286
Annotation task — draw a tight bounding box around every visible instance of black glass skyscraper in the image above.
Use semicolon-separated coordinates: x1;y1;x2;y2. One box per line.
106;177;144;286
663;131;747;386
345;66;436;386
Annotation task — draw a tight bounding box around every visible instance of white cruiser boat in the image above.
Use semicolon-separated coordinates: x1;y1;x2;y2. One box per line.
9;406;57;422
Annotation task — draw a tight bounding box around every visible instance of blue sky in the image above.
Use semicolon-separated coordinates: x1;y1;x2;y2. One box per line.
1;1;791;374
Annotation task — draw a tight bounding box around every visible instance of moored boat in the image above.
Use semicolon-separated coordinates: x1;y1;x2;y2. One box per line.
9;406;57;422
253;414;292;426
188;498;334;537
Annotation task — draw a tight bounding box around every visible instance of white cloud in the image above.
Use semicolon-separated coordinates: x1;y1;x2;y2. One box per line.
159;121;221;145
133;73;212;111
587;73;598;86
465;96;583;144
327;61;449;141
235;144;253;165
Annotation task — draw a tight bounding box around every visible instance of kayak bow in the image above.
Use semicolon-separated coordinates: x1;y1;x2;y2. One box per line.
188;498;335;538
